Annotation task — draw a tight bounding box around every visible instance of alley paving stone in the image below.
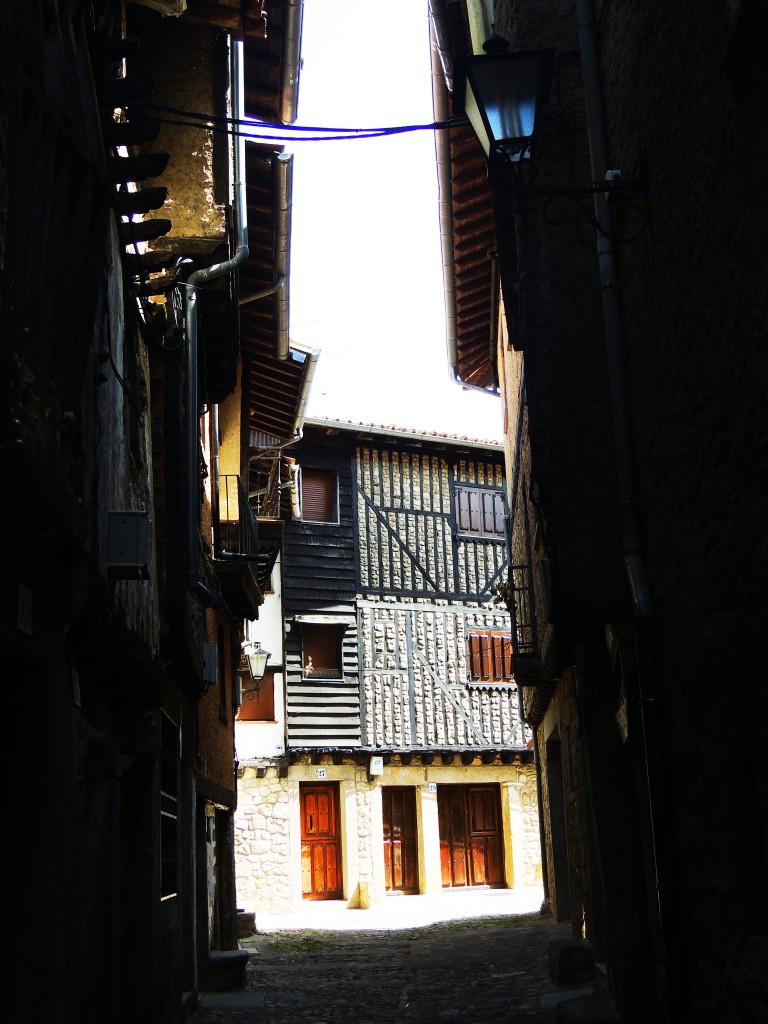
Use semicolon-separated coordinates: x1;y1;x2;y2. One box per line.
193;912;586;1024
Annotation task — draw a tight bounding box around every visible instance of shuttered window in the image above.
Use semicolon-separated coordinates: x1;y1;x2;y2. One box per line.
301;469;338;523
468;631;513;683
237;671;275;721
455;487;505;539
303;624;342;679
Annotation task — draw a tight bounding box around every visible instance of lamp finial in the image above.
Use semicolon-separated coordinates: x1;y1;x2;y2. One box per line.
483;25;509;55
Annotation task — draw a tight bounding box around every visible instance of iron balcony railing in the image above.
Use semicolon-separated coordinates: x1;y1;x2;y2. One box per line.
509;562;538;659
214;474;259;560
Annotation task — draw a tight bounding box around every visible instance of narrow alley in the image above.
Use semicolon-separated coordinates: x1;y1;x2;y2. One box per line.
193;894;597;1024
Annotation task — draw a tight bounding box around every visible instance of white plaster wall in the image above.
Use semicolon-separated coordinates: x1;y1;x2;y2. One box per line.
235;557;286;760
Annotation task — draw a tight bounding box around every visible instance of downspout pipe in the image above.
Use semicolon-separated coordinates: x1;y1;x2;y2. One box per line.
184;39;249;606
280;0;304;125
575;2;686;1016
575;2;650;620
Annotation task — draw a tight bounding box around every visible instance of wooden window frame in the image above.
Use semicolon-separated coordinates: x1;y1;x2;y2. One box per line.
454;485;506;540
300;468;339;524
467;630;513;685
302;624;343;680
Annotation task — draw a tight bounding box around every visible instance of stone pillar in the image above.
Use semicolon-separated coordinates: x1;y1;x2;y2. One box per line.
339;779;361;903
417;784;443;893
367;782;386;905
501;780;526;890
287;776;303;910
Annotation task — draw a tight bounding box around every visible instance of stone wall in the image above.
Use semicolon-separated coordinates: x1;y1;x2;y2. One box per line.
235;758;542;914
360;601;525;749
235;767;292;914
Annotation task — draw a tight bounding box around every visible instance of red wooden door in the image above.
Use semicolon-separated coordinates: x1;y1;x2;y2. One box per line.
382;787;419;893
437;785;504;888
300;783;342;900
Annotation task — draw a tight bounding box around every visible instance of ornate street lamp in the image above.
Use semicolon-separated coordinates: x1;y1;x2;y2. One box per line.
241;639;270;698
455;31;555;163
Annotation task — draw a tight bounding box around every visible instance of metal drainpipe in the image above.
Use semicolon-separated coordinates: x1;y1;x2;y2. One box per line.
280;0;304;125
184;39;249;605
575;1;685;1016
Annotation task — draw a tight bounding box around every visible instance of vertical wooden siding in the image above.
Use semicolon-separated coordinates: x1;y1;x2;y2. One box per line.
282;442;360;746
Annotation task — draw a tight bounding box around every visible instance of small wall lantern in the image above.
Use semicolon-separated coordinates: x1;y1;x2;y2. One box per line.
242;639;270;680
455;32;555;163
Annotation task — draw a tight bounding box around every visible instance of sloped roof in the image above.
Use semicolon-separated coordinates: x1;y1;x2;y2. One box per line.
305;417;503;452
431;0;499;392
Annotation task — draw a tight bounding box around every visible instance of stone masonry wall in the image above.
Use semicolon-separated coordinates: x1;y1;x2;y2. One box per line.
235;767;292;915
360;603;526;750
235;758;542;914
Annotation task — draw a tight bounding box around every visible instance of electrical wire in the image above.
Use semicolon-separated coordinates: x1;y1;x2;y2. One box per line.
123;100;467;142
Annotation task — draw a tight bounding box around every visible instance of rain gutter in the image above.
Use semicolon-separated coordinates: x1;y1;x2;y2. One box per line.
184;40;249;606
280;0;304;125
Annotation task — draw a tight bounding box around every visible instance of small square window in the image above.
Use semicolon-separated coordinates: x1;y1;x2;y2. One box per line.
455;486;505;539
302;624;343;679
301;468;338;524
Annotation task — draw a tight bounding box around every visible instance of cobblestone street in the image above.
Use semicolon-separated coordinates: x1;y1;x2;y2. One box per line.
193;907;588;1024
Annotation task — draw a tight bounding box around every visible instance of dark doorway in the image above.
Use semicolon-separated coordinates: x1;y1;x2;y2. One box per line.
545;730;572;921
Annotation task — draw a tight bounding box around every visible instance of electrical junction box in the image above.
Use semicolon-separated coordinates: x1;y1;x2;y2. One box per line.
202;643;218;685
107;510;151;580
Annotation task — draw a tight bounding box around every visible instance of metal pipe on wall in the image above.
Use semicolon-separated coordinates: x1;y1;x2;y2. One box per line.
184;39;249;604
574;1;686;1016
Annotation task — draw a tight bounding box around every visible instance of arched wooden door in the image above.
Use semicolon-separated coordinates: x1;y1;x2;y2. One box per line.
300;783;342;900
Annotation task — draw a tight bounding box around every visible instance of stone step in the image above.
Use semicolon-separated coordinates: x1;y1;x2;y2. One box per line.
548;938;595;985
236;910;256;938
204;949;250;992
556;991;620;1023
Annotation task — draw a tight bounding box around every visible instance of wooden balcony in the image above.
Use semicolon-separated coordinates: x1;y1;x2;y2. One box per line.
212;474;263;620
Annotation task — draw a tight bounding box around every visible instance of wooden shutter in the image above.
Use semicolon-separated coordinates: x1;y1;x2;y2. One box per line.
468;632;513;682
456;487;505;538
301;469;335;522
237;671;275;721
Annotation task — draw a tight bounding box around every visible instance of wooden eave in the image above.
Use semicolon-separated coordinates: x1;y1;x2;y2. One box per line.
448;125;497;390
240;143;309;444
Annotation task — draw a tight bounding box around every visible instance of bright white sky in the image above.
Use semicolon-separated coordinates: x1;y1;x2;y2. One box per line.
287;0;503;442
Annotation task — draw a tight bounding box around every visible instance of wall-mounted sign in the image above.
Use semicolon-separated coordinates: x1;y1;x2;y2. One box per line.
428;782;437;793
316;767;326;779
369;756;384;776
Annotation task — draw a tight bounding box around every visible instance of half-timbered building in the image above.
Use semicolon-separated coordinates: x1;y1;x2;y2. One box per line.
235;419;541;913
